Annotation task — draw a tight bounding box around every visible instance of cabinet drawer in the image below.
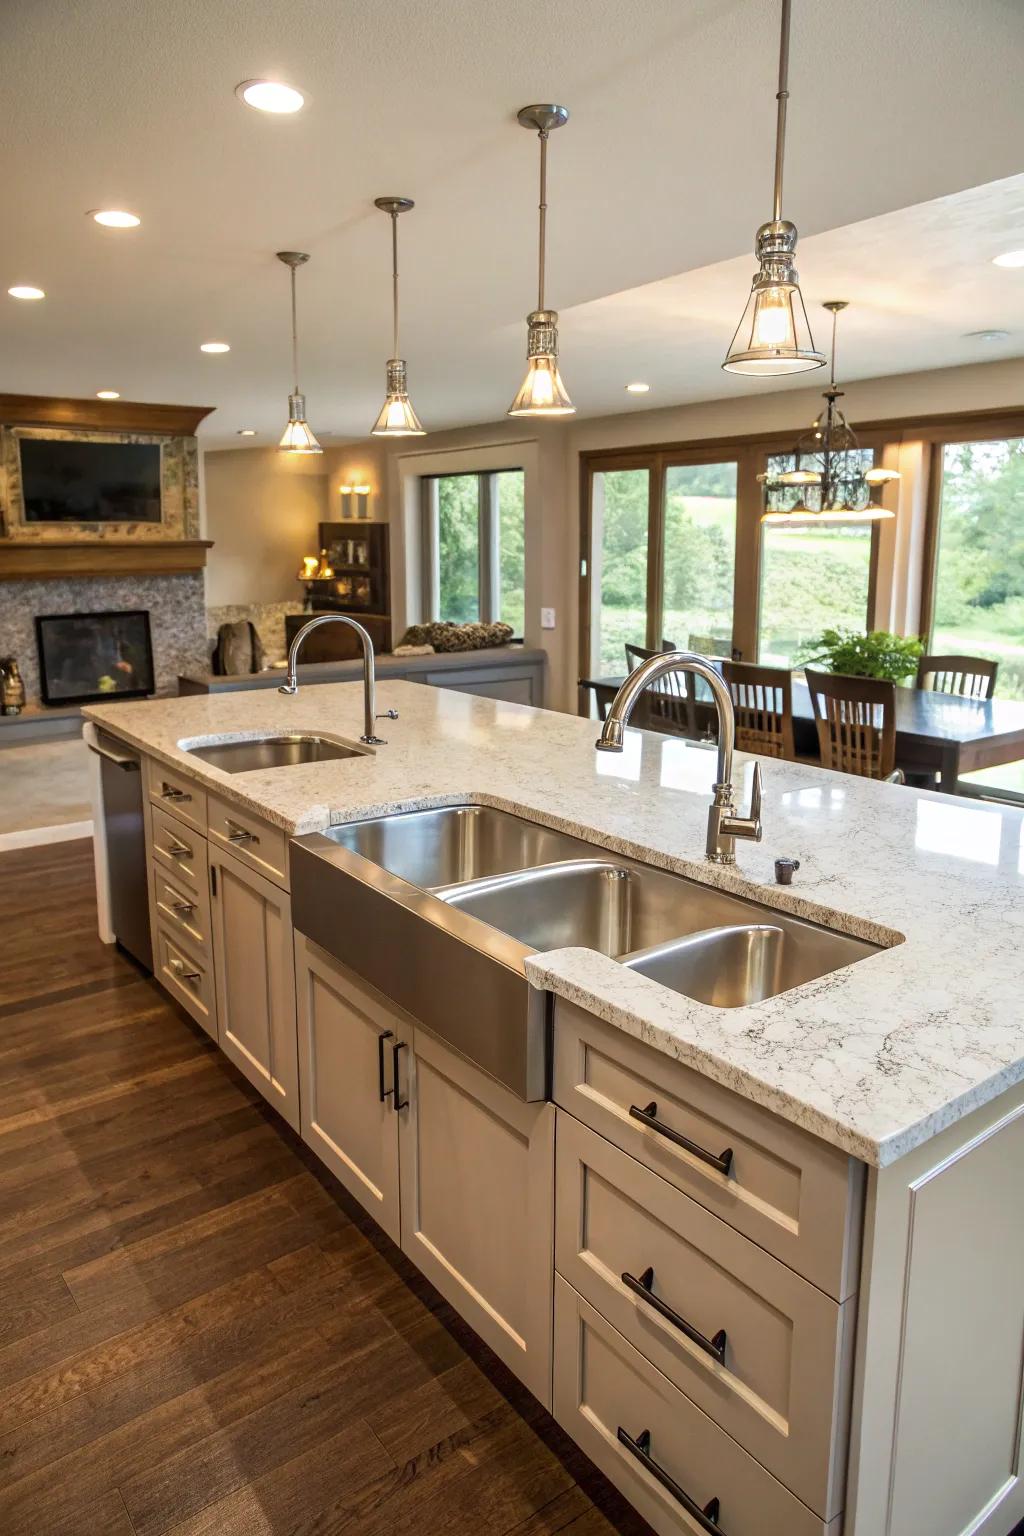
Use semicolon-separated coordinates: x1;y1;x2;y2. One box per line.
553;1001;862;1300
208;795;288;888
553;1278;834;1536
154;922;217;1039
153;864;212;959
145;757;207;833
555;1112;852;1519
151;804;207;894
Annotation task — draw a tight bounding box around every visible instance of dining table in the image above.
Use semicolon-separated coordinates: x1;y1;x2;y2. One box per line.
579;670;1024;793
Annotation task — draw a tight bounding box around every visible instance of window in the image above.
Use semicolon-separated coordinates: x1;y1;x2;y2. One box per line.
757;450;875;668
931;437;1024;793
425;469;525;632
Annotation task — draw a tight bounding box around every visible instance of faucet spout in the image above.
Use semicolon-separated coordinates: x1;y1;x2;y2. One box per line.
595;651;762;865
278;614;397;745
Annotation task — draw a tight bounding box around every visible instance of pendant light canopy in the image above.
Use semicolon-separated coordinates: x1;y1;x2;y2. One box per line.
723;0;824;377
508;105;575;418
760;301;898;523
371;197;425;437
277;251;322;454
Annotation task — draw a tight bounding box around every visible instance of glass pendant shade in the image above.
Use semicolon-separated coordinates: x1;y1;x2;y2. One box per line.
279;392;322;454
724;226;825;376
371;358;425;437
508;312;574;416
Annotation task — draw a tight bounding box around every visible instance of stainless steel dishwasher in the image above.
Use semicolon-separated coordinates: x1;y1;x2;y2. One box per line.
90;729;153;970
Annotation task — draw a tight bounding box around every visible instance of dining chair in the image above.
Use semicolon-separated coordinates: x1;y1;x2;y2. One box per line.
916;653;998;700
624;642;698;738
804;668;902;782
721;660;796;760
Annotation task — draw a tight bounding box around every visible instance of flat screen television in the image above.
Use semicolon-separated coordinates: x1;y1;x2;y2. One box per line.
18;437;162;524
35;611;155;705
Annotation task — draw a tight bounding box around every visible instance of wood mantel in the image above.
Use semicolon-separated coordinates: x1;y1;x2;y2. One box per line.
0;394;214;435
0;540;213;580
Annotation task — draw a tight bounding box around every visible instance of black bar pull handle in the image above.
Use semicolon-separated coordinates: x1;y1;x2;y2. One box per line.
377;1030;394;1103
621;1266;727;1365
616;1427;722;1533
629;1101;733;1176
392;1040;408;1111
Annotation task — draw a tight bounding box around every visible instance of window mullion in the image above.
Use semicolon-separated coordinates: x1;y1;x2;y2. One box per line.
479;473;499;623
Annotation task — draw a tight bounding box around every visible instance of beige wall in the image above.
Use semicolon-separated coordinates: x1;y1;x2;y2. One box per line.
204;447;329;607
202;358;1024;712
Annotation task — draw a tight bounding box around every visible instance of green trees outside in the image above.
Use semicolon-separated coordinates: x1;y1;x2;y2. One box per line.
436;471;525;634
933;439;1024;699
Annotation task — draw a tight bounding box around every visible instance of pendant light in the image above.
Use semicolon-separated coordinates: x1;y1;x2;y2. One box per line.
723;0;825;377
760;301;898;522
277;251;322;454
371;197;425;437
508;105;575;418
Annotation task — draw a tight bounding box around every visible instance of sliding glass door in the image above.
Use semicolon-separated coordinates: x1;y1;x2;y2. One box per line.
589;466;651;675
661;462;736;655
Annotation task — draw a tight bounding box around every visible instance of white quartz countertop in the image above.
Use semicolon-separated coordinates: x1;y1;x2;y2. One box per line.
85;680;1024;1168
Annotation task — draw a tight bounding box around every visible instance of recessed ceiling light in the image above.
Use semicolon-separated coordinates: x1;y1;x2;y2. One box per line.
8;285;45;300
237;428;257;436
90;209;141;228
625;381;651;394
992;250;1024;269
200;341;230;353
964;328;1011;342
236;80;304;114
96;390;121;400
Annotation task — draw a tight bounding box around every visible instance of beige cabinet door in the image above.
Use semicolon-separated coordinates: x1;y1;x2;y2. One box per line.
399;1025;555;1406
293;935;402;1245
209;846;299;1131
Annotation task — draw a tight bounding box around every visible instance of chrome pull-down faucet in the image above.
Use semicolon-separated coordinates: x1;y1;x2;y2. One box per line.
278;614;398;745
595;651;763;865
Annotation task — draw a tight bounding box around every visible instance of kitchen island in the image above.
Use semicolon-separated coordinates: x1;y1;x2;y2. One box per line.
84;679;1024;1536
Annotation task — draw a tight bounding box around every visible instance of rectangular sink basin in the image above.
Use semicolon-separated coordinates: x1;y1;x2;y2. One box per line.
440;860;879;1007
324;804;605;889
184;733;368;774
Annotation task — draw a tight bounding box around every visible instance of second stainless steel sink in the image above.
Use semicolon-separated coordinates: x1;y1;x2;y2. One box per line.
183;733;369;773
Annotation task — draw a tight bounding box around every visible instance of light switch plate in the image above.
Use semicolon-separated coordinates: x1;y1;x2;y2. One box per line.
540;607;556;630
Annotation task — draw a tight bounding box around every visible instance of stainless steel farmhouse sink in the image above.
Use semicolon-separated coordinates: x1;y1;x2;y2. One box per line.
182;733;370;773
291;803;881;1100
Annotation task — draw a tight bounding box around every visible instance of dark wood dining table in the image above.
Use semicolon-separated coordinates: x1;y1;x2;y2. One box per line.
579;672;1024;793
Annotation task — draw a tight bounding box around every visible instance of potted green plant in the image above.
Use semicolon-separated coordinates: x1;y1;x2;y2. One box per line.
798;628;923;683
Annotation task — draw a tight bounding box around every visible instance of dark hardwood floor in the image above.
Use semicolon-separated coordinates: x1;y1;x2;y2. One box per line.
0;838;653;1536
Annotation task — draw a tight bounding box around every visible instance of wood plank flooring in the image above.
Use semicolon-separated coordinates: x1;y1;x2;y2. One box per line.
0;839;653;1536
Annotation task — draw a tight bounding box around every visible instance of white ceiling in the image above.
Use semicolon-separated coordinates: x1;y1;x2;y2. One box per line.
1;0;1023;446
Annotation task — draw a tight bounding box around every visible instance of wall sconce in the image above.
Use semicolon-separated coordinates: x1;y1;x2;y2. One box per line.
339;483;372;519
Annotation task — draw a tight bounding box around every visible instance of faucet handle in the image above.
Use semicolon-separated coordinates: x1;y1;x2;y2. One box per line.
749;761;763;828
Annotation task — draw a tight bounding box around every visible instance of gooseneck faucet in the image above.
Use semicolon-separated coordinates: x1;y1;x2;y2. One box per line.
278;614;398;745
596;652;763;865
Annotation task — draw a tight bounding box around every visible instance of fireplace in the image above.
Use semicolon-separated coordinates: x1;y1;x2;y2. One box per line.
35;610;155;705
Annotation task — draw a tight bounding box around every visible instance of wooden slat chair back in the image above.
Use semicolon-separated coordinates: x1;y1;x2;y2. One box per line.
721;661;796;760
916;653;998;700
624;643;698;739
804;668;898;780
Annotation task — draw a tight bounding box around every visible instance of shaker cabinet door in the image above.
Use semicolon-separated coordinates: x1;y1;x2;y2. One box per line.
209;847;299;1130
399;1024;555;1405
293;935;402;1245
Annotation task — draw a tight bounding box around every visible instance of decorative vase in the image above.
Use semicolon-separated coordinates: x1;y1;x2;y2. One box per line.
1;658;26;715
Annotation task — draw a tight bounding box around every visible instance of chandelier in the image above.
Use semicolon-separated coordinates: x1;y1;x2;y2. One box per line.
760;301;899;522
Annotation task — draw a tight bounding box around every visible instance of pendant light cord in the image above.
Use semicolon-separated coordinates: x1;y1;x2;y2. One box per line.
391;211;400;359
537;128;548;311
772;0;791;223
829;305;839;389
290;264;300;394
